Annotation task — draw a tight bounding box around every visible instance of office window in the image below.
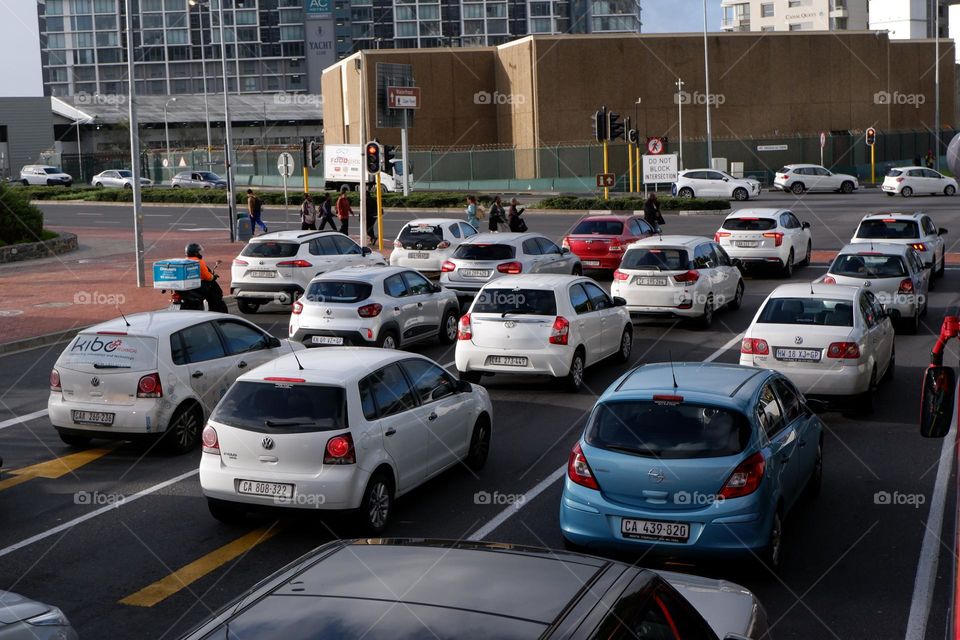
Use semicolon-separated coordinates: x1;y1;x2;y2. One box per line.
164;0;182;9
74;66;96;81
75;49;96;64
46;17;64;31
830;17;847;29
760;25;775;31
143;14;164;28
94;0;115;12
395;22;417;36
487;18;507;32
760;3;773;17
235;10;258;25
167;29;189;44
788;22;802;30
279;9;300;22
143;31;164;45
279;25;303;40
396;6;415;19
486;4;506;17
48;50;67;65
73;0;92;13
46;34;66;49
243;76;259;91
72;15;93;30
142;0;163;9
463;18;484;33
463;5;483;18
46;1;64;15
530;16;552;31
420;5;439;19
94;14;116;29
166;13;186;27
788;0;801;6
49;68;69;82
98;48;121;62
95;32;118;46
530;2;551;16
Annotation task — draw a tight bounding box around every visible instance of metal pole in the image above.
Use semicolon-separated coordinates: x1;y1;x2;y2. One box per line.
702;0;713;168
358;53;367;247
198;3;212;164
602;139;609;201
635;145;640;192
676;78;684;170
283;173;289;229
871;144;876;184
163;102;171;176
628;143;633;193
75;119;83;183
376;171;383;251
125;0;145;286
935;0;941;171
216;0;236;242
401;109;410;196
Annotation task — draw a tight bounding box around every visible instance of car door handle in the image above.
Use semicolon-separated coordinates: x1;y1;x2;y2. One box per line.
428;412;438;421
394;307;401;312
192;371;204;378
237;360;248;369
385;428;397;436
417;302;424;308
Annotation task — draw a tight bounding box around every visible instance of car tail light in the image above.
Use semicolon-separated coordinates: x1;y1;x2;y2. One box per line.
358;303;382;318
497;261;523;274
673;270;700;284
613;270;630;281
393;240;404;249
170;292;183;304
292;301;303;315
50;369;61;391
741;338;769;355
715;231;731;243
137;373;163;398
898;278;914;294
324;433;356;464
719;451;765;499
896;177;904;183
827;342;860;359
438;240;451;249
277;259;313;267
609;240;623;253
763;232;784;247
201;425;219;454
441;260;456;273
458;313;472;340
233;259;249;267
822;276;837;284
561;238;570;249
567;442;600;490
549;316;570;345
910;243;927;252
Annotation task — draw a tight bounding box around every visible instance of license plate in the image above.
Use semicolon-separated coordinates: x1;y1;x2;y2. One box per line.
71;410;114;425
621;518;690;542
462;269;491;277
489;355;528;366
237;479;294;499
248;270;276;278
775;348;821;362
583;260;601;267
312;335;344;345
636;276;667;286
734;241;758;248
407;252;431;259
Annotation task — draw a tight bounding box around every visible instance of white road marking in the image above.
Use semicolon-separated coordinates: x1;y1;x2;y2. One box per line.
76;213;102;216
0;469;199;559
0;409;48;431
143;214;173;217
465;332;743;541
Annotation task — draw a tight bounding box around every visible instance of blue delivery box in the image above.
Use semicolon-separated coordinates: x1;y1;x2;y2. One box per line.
153;259;202;290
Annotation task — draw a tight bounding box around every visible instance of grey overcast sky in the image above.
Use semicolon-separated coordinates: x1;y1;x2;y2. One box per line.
644;0;723;33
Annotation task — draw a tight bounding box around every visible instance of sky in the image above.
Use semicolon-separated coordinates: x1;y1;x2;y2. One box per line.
644;0;724;33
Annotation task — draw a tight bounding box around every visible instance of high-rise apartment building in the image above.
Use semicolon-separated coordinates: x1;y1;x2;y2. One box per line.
720;0;868;32
869;0;949;39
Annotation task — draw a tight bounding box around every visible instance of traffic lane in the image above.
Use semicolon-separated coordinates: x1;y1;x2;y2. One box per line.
0;342;65;423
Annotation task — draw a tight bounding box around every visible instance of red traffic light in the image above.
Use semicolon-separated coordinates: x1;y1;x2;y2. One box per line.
865;127;877;146
366;144;379;155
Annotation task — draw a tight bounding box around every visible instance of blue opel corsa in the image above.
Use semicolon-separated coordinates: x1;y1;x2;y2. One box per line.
559;362;823;570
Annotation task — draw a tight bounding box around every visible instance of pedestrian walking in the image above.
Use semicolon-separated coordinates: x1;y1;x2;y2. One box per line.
488;195;506;232
465;195;479;229
507;198;527;232
317;193;337;230
336;186;352;235
925;149;936;169
246;189;268;234
366;186;379;246
643;192;665;232
299;193;317;230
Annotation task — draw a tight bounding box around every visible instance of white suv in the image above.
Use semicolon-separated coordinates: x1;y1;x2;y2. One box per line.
715;208;813;276
672;169;761;201
20;165;72;186
455;274;632;392
774;164;858;194
199;348;493;532
290;265;462;349
231;230;386;313
849;212;947;282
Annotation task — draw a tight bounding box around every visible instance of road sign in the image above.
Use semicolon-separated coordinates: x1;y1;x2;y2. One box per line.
820;132;826;148
596;173;615;189
642;153;679;184
277;152;295;177
646;137;666;155
387;86;421;109
162;158;169;168
757;144;788;152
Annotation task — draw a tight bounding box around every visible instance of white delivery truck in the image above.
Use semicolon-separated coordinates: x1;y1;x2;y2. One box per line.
323;143;411;192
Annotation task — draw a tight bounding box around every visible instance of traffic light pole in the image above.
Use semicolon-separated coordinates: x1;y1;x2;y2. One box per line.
871;144;875;184
376;172;384;251
627;143;634;193
602;140;609;201
635;146;640;195
401;109;410;196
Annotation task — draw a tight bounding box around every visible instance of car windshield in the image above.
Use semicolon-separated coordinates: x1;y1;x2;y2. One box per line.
586;400;751;459
399;224;443;242
212;381;346;432
43;167;64;174
757;297;854;326
620;248;689;271
304;280;372;304
571;219;624;235
58;334;159;372
722;218;777;231
117;170;132;177
453;244;515;260
241;241;300;258
830;254;907;278
856;219;919;240
198;172;222;181
472;288;557;315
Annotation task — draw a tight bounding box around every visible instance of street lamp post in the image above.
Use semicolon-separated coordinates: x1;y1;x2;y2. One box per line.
935;0;941;171
164;97;177;177
676;78;684;170
702;0;713;168
124;0;145;286
216;0;237;241
75;117;84;183
189;0;213;165
634;97;642;192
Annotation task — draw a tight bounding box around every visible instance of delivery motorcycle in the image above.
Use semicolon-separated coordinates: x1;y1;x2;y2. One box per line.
162;260;228;313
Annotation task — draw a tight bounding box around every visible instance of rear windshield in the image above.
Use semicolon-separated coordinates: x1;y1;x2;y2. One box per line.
453;244;515;260
571;220;624;235
399;224;443;242
757;298;854;327
304;281;372;304
620;248;689;271
722;218;777;231
856;219;919;240
212;381;346;433
472;288;557;315
830;254;907;278
58;334;159;371
886;169;903;177
777;167;790;174
241;241;300;258
586;401;751;459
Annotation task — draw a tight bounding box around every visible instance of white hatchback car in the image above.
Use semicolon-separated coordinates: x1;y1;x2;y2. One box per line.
455;274;632;392
231;230;386;313
199;348;493;532
20;165;72;186
611;235;744;328
740;283;895;413
774;164;859;194
672;169;762;201
91;169;152;189
715;208;813;276
48;312;301;453
290;265;462;349
389;218;479;272
882;167;957;197
850;212;947;283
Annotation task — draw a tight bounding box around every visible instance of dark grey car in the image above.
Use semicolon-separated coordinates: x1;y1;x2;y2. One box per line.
170;171;227;189
0;591;78;640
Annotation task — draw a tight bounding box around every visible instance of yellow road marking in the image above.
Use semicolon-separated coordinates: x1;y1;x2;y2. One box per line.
0;448;114;492
119;526;282;608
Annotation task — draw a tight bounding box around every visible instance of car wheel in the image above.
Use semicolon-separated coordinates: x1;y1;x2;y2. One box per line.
901;186;913;197
886;192;895;197
946;185;957;196
762;510;784;572
799;241;812;267
571;264;583;276
171;184;180;189
882;344;896;382
804;442;823;500
438;308;458;345
207;498;247;525
612;326;632;363
46;179;55;186
162;404;203;454
782;250;794;278
123;183;132;190
840;181;855;194
733;187;749;201
791;182;805;195
464;416;491;471
58;432;92;448
20;179;28;186
678;187;694;198
729;280;745;310
696;294;714;330
357;471;394;534
853;366;877;416
377;329;398;350
237;299;260;314
563;348;585;393
459;370;482;384
937;252;946;278
93;182;102;188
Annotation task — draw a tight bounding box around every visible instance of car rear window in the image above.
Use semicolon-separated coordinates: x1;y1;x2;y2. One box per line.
757;297;854;326
571;219;624;235
211;381;346;433
777;167;790;174
886;169;903;177
241;241;300;258
855;219;919;240
399;224;443;242
620;248;689;271
830;254;907;278
472;288;557;315
453;243;515;260
721;218;777;231
58;334;159;371
304;281;372;304
586;401;751;459
44;167;64;174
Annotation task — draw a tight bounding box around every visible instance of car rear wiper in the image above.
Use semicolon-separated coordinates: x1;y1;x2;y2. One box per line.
604;444;657;456
265;420;319;428
93;364;131;369
501;309;537;317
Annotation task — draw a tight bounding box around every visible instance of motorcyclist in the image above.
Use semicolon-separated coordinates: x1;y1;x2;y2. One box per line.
185;243;228;313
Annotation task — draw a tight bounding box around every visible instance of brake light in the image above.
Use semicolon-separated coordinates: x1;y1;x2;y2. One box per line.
458;313;472;340
896;177;904;183
898;278;915;294
264;377;306;382
740;338;769;355
652;394;684;404
822;276;837;284
358;303;382;318
719;451;765;499
201;425;219;454
137;373;162;398
827;342;860;359
277;259;313;267
324;433;356;464
763;232;784;247
171;292;183;304
882;218;898;222
549;316;570;345
673;270;700;284
613;270;630;281
567;442;600;490
561;238;570;249
437;240;451;249
609;240;623;253
497;261;523;274
50;369;61;391
233;259;249;266
441;260;456;273
292;301;303;314
910;243;927;252
715;231;731;243
393;241;404;249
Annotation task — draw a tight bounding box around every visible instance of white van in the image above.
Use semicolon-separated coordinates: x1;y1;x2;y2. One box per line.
20;165;73;186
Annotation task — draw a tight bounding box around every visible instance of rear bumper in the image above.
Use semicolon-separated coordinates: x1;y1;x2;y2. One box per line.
292;327;376;347
231;282;303;303
575;255;622;270
48;395;168;435
739;355;870;396
456;343;573;377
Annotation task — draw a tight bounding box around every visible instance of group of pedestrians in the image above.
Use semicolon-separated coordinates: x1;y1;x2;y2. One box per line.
465;195;527;233
297;185;379;244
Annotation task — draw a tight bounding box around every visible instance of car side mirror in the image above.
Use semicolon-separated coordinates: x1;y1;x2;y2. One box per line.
268;336;282;349
802;221;811;230
612;296;627;307
362;246;372;256
456;380;473;393
921;365;956;438
561;247;571;254
731;258;744;269
939;227;948;236
722;177;729;182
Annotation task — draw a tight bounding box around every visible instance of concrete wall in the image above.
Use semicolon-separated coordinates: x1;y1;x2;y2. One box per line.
0;98;54;178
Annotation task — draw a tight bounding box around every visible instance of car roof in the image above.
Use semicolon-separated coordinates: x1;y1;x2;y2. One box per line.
782;163;822;168
768;282;861;301
860;211;925;220
401;218;461;227
82;311;225;337
889;166;930;171
308;264;398;283
463;232;536;244
611;362;769;407
482;274;589;290
628;234;711;249
725;208;788;220
238;347;411;385
248;230;343;243
838;242;912;256
574;214;638;221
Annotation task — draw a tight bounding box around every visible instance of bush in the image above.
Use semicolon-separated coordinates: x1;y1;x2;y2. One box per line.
0;183;46;245
535;195;729;211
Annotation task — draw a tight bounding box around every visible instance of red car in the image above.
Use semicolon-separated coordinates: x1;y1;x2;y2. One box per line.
561;214;656;271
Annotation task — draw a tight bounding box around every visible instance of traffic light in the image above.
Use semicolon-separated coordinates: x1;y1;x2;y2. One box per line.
624;116;631;143
308;140;322;169
627;129;639;145
865;127;877;146
593;106;608;142
607;111;624;141
301;138;309;168
382;144;397;175
365;140;382;173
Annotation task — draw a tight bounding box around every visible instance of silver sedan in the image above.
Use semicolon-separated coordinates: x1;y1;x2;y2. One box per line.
91;169;152;189
0;591;78;640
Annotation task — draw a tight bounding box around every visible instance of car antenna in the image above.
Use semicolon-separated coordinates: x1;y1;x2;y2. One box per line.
669;350;678;390
287;337;305;371
116;305;131;327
